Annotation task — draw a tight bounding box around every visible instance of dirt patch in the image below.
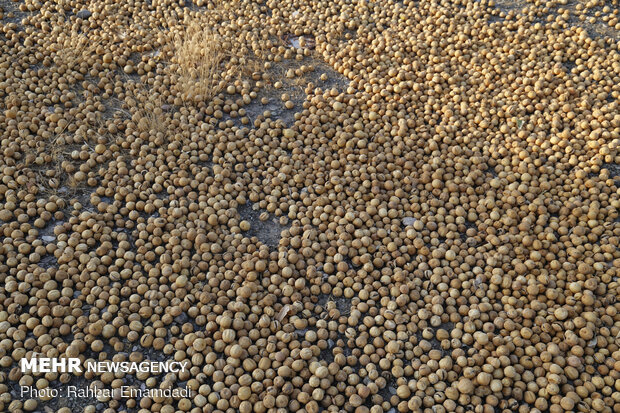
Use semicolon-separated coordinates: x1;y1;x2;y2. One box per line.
237;201;290;248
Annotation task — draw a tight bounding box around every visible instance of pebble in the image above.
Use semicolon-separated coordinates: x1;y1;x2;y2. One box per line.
77;9;92;19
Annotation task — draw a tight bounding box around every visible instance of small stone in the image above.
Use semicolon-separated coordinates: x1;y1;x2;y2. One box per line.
77;9;92;19
175;313;189;324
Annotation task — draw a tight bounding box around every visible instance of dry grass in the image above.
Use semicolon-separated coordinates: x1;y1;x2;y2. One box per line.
173;21;228;102
53;29;102;69
135;97;166;135
127;83;170;148
171;17;265;103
